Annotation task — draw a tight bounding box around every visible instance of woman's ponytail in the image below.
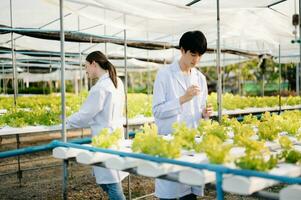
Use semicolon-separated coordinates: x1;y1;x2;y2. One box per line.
106;61;118;88
86;51;118;88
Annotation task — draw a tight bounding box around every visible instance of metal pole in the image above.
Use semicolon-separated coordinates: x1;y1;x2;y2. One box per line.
222;39;225;93
123;15;128;140
59;0;68;199
16;134;22;187
296;0;301;96
78;15;82;96
60;0;67;144
63;159;69;200
215;172;224;200
2;64;5;94
104;9;108;55
78;15;84;139
278;44;282;114
262;69;265;97
293;0;299;96
124;14;131;200
146;30;151;95
238;43;242;96
0;64;2;93
216;0;222;123
10;0;17;107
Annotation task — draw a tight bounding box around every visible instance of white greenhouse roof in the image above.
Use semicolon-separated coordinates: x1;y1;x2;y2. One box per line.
0;0;299;66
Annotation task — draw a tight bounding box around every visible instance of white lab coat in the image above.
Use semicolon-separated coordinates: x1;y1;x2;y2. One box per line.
67;73;128;184
152;60;208;199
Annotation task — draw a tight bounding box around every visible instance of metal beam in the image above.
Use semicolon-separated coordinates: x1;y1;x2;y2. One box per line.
186;0;201;6
267;0;287;8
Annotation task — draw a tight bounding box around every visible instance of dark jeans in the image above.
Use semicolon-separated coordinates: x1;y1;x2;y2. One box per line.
99;183;126;200
160;193;197;200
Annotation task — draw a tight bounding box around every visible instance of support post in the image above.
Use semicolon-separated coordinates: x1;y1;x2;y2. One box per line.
59;0;67;199
278;44;282;114
215;172;224;200
16;134;22;187
216;0;222;123
296;0;301;96
63;160;69;200
10;0;17;107
123;14;131;200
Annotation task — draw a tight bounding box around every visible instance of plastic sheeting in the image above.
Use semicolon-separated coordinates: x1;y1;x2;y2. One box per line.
0;0;299;64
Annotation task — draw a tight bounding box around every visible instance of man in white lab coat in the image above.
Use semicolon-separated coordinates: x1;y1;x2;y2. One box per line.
66;51;128;200
152;31;212;200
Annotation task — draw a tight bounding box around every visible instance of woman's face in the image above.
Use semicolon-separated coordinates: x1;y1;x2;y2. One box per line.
85;61;96;79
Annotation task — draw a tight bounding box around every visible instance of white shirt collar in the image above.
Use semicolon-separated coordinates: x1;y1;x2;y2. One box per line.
97;72;110;83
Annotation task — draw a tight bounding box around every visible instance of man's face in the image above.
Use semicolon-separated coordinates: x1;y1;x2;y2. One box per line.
181;49;201;68
85;61;96;79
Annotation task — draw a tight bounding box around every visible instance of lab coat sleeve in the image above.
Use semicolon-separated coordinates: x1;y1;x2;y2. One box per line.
152;70;181;119
201;74;208;108
66;88;106;128
198;74;209;119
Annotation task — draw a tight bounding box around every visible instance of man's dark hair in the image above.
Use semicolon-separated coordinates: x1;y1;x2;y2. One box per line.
179;30;207;55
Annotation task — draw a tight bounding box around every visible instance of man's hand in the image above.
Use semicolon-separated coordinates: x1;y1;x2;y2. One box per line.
202;103;213;119
179;85;200;105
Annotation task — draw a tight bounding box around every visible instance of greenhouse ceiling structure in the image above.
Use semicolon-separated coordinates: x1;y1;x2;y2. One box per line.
0;0;299;65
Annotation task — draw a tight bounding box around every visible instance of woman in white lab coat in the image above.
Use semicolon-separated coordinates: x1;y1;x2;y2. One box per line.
152;31;212;200
66;51;128;200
